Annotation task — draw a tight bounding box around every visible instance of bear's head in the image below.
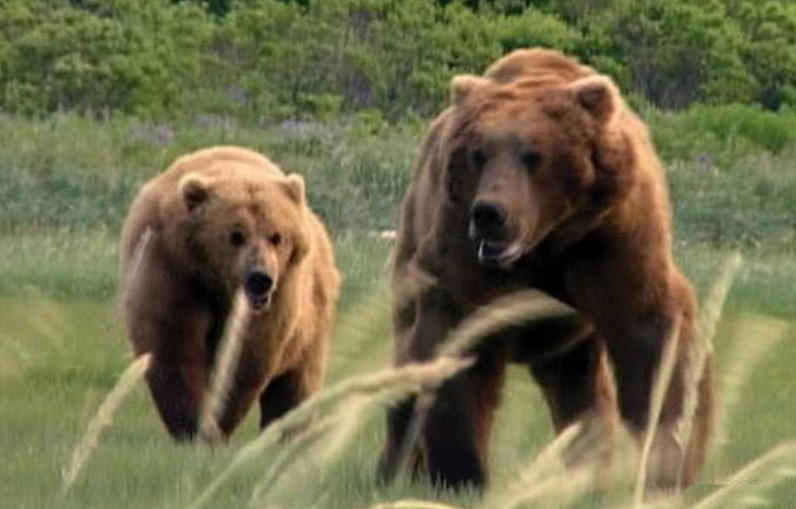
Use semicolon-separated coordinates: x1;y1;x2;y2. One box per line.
441;72;633;269
173;166;309;313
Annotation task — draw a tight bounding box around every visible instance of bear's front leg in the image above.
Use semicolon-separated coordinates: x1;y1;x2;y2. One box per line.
602;303;711;494
216;338;276;437
379;286;507;489
422;345;508;489
379;286;457;483
258;335;327;430
145;326;209;440
124;236;212;441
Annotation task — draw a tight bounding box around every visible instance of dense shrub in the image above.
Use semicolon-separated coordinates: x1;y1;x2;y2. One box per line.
1;0;795;120
0;0;213;116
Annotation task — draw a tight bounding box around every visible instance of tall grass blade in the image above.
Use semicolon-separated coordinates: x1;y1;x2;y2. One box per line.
185;356;471;509
248;397;371;507
363;500;467;509
438;289;575;358
248;415;339;507
61;353;151;494
633;314;682;506
693;442;796;509
395;290;576;478
712;315;791;458
484;423;595;509
198;291;249;442
675;253;741;480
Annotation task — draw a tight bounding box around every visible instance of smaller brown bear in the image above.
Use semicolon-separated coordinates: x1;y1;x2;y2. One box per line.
120;146;340;440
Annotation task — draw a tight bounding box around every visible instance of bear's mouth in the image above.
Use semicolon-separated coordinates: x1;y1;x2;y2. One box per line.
246;292;272;314
475;238;523;268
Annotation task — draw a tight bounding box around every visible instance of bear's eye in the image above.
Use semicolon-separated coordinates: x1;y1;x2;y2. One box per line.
230;230;246;247
269;232;282;246
521;151;541;172
471;148;487;168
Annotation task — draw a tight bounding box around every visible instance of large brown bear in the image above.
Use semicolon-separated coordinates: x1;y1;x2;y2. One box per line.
120;146;340;440
378;49;712;494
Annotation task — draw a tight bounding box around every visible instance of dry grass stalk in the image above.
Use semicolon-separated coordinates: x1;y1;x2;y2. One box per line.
186;356;472;509
198;291;249;442
485;423;598;509
61;353;151;494
633;314;682;506
693;442;796;509
674;253;742;479
248;415;339;507
493;467;595;509
437;289;575;358
123;227;152;295
363;500;467;509
248;397;372;508
484;423;582;507
695;253;742;354
711;314;791;457
394;290;575;478
305;490;332;509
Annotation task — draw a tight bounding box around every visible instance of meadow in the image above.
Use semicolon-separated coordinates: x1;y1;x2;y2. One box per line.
1;109;795;509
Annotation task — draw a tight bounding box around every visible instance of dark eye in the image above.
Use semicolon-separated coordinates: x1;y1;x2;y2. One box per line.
471;148;487;168
230;230;246;247
270;232;282;246
521;151;541;172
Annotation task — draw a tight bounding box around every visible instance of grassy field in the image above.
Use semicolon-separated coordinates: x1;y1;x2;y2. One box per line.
1;112;795;508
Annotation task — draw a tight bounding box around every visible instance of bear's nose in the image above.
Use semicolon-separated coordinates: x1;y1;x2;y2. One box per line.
245;270;273;297
471;201;507;240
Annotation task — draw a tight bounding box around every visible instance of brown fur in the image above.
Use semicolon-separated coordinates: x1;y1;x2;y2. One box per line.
120;146;340;440
378;49;712;494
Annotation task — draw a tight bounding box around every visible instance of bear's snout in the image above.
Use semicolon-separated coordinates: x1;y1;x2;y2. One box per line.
245;269;274;312
470;201;524;268
471;201;507;241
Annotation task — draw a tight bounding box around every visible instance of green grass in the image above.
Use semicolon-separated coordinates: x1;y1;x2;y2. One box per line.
1;111;795;508
0;250;795;508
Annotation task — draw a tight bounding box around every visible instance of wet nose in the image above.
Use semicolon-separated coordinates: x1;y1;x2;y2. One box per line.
245;270;273;297
471;201;507;240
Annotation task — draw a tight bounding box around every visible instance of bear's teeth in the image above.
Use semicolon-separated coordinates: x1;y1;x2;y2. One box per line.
247;294;270;313
477;239;523;267
477;240;502;264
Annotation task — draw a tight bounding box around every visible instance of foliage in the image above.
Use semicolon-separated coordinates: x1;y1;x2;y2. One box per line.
0;0;213;116
607;0;754;108
2;0;796;120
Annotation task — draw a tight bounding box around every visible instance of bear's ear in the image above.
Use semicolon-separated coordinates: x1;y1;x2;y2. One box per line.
450;74;490;106
281;174;305;205
179;173;210;212
570;75;618;123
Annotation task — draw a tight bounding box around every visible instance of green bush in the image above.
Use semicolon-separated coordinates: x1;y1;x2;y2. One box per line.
682;104;796;154
1;0;795;119
0;0;213;117
646;103;796;160
216;0;503;120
